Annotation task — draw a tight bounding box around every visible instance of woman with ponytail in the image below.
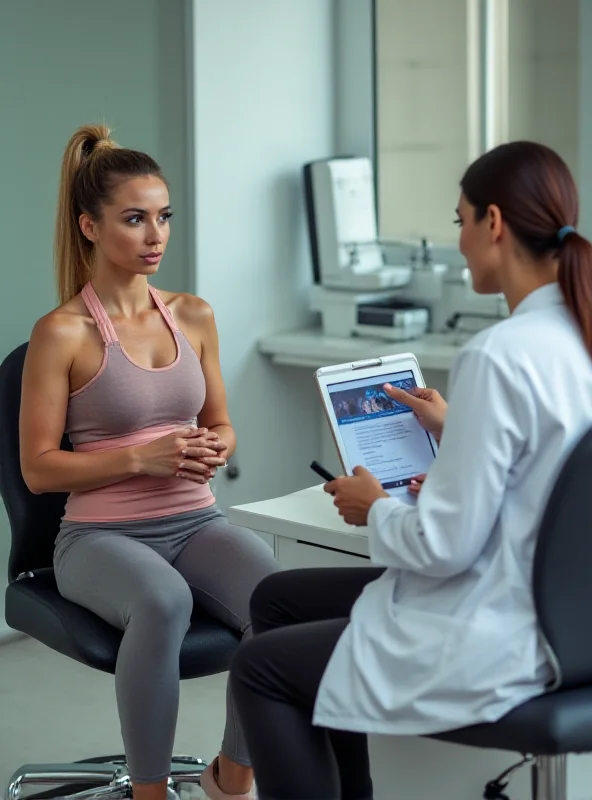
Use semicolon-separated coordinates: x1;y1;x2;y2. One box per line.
20;124;278;800
225;142;592;800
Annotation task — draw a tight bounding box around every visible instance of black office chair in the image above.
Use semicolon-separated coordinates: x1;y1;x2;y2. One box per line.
430;425;592;800
1;343;241;800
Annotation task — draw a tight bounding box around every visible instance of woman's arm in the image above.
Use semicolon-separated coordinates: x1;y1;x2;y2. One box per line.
177;297;236;460
367;346;528;578
20;315;142;494
198;307;236;458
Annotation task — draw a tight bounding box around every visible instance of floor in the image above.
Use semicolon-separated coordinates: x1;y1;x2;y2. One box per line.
0;636;225;796
5;638;592;799
0;634;535;800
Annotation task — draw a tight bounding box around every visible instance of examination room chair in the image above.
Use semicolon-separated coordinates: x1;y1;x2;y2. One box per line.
430;424;592;800
1;343;241;800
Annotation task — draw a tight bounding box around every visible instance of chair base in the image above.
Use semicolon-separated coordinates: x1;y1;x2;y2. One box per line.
532;754;567;800
5;756;207;800
5;752;567;800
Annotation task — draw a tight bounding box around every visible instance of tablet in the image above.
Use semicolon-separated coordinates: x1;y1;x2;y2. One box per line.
315;354;438;501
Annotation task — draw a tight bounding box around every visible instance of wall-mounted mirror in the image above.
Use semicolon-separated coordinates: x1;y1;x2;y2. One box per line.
374;0;580;246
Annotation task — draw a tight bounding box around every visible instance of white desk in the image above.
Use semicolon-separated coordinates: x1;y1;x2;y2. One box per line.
229;484;369;566
229;486;592;800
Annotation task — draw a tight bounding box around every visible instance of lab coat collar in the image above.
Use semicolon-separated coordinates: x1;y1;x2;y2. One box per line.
512;282;563;316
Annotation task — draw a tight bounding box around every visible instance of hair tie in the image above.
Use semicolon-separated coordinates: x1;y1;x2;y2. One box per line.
557;225;576;243
82;138;115;159
94;139;114;152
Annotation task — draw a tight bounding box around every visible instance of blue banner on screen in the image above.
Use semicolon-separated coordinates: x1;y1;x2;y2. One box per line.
328;370;436;493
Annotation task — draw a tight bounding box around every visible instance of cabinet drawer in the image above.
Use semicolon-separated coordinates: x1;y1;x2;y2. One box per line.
277;536;371;570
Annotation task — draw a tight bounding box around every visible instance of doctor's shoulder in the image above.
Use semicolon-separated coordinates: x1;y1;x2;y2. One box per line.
453;315;518;365
457;308;558;364
447;315;546;397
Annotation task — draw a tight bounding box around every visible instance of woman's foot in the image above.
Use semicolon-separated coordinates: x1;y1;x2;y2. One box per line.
200;756;255;799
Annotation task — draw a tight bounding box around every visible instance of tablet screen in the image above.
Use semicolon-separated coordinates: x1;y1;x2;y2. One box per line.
327;369;436;494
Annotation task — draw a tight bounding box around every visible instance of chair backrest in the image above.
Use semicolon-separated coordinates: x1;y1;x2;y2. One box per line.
533;426;592;689
0;343;71;582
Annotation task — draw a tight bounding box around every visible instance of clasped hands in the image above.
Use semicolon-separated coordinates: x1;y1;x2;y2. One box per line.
177;427;227;484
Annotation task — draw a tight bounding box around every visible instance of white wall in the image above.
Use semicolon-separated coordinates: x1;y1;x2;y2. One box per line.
190;0;336;510
533;0;580;180
507;0;536;143
0;0;189;637
508;0;580;181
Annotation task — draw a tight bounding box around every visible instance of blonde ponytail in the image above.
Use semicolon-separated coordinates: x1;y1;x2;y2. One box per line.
54;125;114;304
54;124;165;305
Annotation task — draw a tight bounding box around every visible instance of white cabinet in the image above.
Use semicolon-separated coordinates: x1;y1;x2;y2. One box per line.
276;536;371;570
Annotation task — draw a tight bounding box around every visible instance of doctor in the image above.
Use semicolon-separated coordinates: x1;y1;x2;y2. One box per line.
228;141;592;800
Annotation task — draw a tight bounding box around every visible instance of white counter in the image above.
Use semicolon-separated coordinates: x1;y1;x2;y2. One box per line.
258;327;461;371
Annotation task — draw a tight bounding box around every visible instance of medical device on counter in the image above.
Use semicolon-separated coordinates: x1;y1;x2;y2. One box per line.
303;157;508;342
303;157;429;341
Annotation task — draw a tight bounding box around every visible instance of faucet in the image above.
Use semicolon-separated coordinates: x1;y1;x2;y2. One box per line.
410;238;435;270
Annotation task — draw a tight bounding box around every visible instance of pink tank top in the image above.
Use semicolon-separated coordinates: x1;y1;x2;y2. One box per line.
62;282;215;522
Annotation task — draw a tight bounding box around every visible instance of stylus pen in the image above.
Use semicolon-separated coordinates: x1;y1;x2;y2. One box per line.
310;460;337;482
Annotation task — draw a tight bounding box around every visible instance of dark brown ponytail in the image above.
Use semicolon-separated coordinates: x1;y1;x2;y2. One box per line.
460;141;592;355
557;232;592;354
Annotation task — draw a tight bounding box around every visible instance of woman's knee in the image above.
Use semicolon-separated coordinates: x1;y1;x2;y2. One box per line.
132;581;193;632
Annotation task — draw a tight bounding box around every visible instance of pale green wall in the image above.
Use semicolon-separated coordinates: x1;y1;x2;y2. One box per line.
0;0;189;630
0;0;189;361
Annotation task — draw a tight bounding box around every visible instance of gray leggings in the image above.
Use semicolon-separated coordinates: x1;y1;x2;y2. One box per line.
53;505;280;784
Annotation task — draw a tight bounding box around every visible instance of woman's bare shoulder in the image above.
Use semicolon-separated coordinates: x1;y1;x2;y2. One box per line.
30;295;93;350
158;290;214;326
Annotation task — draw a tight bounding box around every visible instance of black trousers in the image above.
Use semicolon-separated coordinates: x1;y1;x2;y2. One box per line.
230;567;385;800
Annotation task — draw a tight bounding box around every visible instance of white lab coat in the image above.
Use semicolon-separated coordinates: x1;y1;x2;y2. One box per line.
313;283;592;735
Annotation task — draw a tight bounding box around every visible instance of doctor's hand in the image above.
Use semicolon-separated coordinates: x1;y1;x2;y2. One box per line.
383;384;447;442
408;473;427;496
324;466;389;526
